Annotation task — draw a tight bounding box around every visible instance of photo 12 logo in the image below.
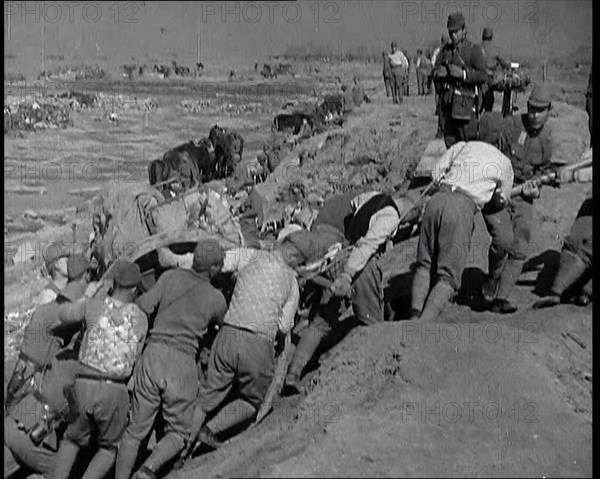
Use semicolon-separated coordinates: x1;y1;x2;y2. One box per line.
396;1;540;25
201;1;341;24
4;2;142;25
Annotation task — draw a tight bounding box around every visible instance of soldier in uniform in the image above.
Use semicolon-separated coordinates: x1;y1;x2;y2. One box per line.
284;191;403;393
473;84;555;313
382;52;392;98
4;255;90;478
432;34;450;138
431;12;489;148
51;261;148;479
115;241;228;479
411;142;513;321
533;187;593;309
388;42;409;104
479;27;511;113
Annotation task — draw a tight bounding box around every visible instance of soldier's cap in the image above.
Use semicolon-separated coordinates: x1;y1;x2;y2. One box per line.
111;261;142;288
482;27;493;41
67;253;89;280
447;12;466;31
527;83;552;108
193;239;224;271
391;41;398;48
59;280;87;302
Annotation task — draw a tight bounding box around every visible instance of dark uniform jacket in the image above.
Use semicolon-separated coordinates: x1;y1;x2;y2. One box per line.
432;39;489;106
477;112;553;184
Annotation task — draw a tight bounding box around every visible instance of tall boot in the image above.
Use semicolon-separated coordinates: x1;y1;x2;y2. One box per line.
410;266;431;318
115;436;142;479
284;324;328;395
490;258;525;314
419;281;455;322
135;432;185;478
533;249;588;309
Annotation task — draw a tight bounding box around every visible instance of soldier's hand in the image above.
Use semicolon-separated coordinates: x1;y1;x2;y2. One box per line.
447;64;465;80
521;180;540;199
330;274;353;298
557;166;574;184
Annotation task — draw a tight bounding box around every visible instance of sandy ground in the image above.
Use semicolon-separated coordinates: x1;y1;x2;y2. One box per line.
4;64;592;478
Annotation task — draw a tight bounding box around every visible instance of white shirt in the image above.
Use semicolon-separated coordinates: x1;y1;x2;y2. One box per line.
343;192;401;278
432;141;514;209
388;51;409;69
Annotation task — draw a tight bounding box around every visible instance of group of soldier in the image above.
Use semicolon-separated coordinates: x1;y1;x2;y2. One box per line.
5;11;593;479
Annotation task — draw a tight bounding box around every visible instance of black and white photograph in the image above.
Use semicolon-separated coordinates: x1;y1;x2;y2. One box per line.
4;1;592;478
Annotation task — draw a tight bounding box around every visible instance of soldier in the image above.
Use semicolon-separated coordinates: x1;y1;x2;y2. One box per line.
479;27;511;113
51;261;148;479
431;12;489;147
284;191;403;393
432;34;450;138
4;255;89;478
416;49;432;96
388;41;409;104
382;51;392;98
188;238;302;452
473;84;555;313
115;241;227;479
533;187;592;309
411;141;514;321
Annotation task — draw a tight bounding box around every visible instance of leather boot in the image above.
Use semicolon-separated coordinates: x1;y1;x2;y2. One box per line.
284;324;328;395
205;399;256;437
419;281;455;322
549;249;588;297
115;436;142;479
491;258;525;313
533;250;588;309
410;266;430;318
137;432;185;477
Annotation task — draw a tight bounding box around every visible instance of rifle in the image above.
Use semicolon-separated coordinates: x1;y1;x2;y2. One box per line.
510;155;593;197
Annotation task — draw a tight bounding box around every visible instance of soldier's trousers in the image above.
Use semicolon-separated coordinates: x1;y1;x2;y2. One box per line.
416;188;478;291
4;417;57;476
200;325;275;413
311;253;385;336
123;341;199;445
564;197;593;268
482;196;535;277
390;67;405;102
416;71;428;95
440;103;479;148
383;74;391;97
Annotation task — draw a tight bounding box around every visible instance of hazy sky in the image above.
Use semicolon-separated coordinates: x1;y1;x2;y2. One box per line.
4;1;592;74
